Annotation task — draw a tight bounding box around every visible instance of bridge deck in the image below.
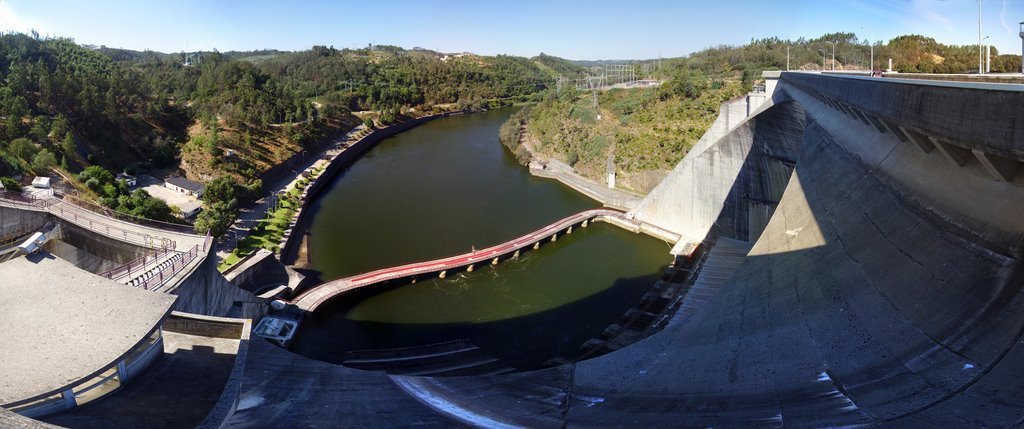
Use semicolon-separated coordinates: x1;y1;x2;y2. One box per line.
291;208;636;312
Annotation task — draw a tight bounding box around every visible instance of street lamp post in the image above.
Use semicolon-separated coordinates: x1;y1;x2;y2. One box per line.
984;36;990;73
831;40;837;71
978;0;984;75
861;27;874;73
824;40;838;71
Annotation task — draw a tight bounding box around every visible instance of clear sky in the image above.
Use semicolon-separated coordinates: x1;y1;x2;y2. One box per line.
0;0;1021;60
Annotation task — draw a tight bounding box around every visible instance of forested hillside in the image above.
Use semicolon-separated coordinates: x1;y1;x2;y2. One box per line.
506;69;744;193
676;33;1022;75
0;34;571;231
0;37;566;185
505;32;1023;195
0;34;186;178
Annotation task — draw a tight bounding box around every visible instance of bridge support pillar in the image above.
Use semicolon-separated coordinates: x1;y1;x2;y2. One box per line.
491;257;499;265
439;270;447;279
411;277;417;284
513;250;520;258
582;220;589;228
467;264;474;272
533;242;540;250
567;226;573;234
551;233;557;242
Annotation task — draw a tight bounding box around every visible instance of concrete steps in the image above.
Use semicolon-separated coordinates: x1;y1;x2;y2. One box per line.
340;339;515;377
670;237;753;325
125;252;185;289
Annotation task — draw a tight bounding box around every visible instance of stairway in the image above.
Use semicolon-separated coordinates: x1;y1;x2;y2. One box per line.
340;339;515;377
669;237;753;325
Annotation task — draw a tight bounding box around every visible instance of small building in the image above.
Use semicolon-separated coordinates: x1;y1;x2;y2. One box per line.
164;176;204;198
116;173;137;188
31;177;50;189
176;200;203;219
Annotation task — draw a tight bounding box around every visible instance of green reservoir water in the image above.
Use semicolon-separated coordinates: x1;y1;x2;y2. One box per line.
292;108;670;370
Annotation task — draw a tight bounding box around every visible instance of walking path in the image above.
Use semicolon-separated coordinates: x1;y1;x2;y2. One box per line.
291;208;643;312
215;125;367;261
518;123;642;211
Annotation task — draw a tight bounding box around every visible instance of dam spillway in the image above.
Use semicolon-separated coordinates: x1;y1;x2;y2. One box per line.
227;72;1024;428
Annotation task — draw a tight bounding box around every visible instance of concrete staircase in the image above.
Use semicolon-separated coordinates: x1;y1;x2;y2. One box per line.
340;339;515;377
669;237;753;325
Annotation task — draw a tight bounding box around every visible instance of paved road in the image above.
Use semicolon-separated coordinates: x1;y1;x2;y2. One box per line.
215;125;366;261
291;208;629;312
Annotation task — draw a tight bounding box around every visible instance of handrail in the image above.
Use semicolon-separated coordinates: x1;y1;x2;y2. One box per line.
47;202;175;249
136;231;209;290
56;193;199;235
98;243;177;280
292;208;629;310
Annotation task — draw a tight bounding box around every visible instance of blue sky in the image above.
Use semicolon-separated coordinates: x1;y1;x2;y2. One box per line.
0;0;1021;60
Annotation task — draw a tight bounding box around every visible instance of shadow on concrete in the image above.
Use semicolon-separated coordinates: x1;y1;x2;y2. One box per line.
40;343;235;429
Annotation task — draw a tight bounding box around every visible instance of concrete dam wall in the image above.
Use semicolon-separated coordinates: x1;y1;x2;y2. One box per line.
225;73;1024;428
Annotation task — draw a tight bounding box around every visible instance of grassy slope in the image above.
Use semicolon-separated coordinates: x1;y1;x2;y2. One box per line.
524;76;744;193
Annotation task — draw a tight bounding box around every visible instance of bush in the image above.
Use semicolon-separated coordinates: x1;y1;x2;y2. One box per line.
0;176;20;191
30;149;56;173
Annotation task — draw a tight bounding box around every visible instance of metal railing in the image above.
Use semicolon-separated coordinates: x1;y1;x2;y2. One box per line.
135;232;211;291
0;190;55;210
47;202;175;249
57;193;198;234
98;243;177;281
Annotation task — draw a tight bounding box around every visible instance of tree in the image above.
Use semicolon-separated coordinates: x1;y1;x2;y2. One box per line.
0;177;20;191
77;165;115;191
203;176;239;207
9;137;37;160
363;116;374;129
194;201;236;237
61;132;75;156
30;149;56;173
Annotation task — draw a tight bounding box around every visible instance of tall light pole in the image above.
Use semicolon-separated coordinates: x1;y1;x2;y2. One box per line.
861;27;874;73
828;40;837;71
1020;21;1024;74
979;0;984;74
786;45;790;71
984;35;990;73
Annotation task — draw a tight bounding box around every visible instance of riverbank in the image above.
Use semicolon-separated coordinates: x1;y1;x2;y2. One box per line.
218;111;477;272
515;122;643;211
278;110;477;267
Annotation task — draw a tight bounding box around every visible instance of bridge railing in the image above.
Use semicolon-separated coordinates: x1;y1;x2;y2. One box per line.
296;209;627;309
0;190;55;210
56;193;198;235
47;202;175;249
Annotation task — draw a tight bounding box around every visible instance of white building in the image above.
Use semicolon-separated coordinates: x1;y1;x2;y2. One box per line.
164;176;204;198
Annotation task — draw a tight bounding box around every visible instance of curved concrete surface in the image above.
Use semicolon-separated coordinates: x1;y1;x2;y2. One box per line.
220;73;1024;428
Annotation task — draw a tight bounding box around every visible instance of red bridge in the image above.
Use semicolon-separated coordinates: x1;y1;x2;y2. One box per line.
291;208;638;312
